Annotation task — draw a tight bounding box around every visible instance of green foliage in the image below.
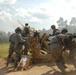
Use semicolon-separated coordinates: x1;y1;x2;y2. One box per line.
0;31;11;43
0;43;9;57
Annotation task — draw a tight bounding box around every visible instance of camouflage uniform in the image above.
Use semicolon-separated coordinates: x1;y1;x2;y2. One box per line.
23;40;29;55
51;25;60;36
49;34;68;73
69;45;76;68
6;33;16;67
7;27;26;69
21;23;30;55
63;33;76;68
22;23;30;37
33;31;41;43
52;29;60;35
14;27;27;69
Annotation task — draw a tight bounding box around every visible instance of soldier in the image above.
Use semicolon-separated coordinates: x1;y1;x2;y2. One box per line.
62;29;76;69
22;23;30;37
21;23;30;55
7;27;26;70
48;28;68;74
69;37;76;70
14;27;27;70
33;30;41;43
51;25;60;35
6;33;15;67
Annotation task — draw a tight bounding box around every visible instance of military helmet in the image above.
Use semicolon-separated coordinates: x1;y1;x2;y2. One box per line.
25;23;28;26
61;28;68;33
51;25;55;28
15;27;22;32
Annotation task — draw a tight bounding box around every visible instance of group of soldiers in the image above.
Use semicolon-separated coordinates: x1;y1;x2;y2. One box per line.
49;25;76;74
6;23;30;70
6;23;76;74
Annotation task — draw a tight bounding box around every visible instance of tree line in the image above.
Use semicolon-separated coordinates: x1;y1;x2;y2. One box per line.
0;31;11;43
0;17;76;43
57;17;76;33
41;17;76;34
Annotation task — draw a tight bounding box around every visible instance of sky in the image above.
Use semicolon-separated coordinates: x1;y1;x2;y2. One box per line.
0;0;76;32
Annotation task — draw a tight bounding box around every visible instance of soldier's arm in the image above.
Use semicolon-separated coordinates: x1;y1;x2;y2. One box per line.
57;34;69;39
17;34;26;43
9;33;14;42
22;37;29;40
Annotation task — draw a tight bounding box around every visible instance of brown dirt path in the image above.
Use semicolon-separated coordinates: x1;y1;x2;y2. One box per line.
0;57;76;75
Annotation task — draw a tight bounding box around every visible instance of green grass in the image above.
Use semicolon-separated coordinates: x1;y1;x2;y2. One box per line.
0;38;75;58
0;43;9;57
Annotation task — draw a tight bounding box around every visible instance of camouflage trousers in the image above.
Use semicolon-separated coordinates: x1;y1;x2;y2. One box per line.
23;41;30;55
49;43;66;73
6;44;15;66
14;46;22;68
69;48;76;68
64;41;76;69
24;43;28;55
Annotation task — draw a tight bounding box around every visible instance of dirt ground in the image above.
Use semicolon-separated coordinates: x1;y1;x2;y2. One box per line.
0;57;76;75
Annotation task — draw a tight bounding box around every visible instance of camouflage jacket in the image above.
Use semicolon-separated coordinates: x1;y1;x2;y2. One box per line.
9;33;26;48
52;29;60;35
22;26;30;37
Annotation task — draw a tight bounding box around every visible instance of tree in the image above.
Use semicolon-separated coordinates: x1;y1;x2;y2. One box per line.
41;28;46;34
7;32;11;39
57;17;68;28
70;17;76;26
0;31;12;43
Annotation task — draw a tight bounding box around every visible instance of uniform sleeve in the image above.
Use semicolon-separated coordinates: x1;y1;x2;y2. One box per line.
57;34;69;39
22;37;28;40
52;29;60;35
17;34;26;43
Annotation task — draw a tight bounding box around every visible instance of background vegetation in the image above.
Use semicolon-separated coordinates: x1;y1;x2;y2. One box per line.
0;43;9;57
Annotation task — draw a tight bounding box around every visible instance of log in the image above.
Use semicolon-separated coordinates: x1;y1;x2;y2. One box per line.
30;39;53;63
32;54;53;64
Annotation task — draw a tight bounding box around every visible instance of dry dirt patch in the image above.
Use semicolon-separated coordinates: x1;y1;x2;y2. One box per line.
0;57;76;75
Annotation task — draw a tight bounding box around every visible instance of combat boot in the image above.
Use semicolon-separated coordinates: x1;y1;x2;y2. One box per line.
6;61;9;67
